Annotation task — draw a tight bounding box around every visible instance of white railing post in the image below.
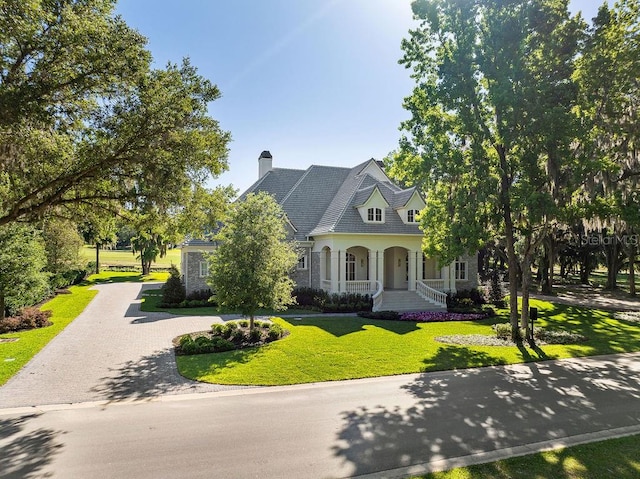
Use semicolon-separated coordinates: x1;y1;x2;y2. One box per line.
416;280;447;308
372;281;383;312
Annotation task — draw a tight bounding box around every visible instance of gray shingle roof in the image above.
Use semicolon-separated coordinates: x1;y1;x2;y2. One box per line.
239;159;423;239
242;168;306;203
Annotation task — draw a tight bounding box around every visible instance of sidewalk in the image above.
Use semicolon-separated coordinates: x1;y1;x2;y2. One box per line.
528;283;640;311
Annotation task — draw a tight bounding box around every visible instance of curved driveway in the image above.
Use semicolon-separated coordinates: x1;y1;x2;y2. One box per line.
0;282;250;409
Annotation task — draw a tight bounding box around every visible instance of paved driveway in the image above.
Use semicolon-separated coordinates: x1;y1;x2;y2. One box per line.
0;282;250;409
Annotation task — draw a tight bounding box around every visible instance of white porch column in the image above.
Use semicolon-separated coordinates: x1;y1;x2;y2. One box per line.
368;249;377;291
330;250;339;293
449;263;457;293
408;250;417;291
339;250;347;293
441;263;450;292
417;253;424;283
377;251;384;289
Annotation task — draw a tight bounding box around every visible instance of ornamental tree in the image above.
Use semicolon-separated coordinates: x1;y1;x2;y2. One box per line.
207;192;298;329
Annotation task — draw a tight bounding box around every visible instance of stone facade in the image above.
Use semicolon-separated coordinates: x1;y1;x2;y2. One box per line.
181;242;216;295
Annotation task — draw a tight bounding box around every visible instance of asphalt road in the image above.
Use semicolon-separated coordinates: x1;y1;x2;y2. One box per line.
2;352;639;479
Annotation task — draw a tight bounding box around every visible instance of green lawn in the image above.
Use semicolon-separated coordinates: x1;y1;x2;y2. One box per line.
176;298;640;386
79;245;181;269
414;433;640;479
0;272;167;386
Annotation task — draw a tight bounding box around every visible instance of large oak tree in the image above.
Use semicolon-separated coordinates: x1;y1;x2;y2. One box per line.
389;0;583;338
0;0;230;227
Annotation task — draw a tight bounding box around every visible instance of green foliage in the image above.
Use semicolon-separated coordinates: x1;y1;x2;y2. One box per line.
0;307;52;333
0;223;50;320
266;323;284;341
493;323;524;341
161;265;186;305
177;299;640;386
294;288;372;313
0;280;99;386
178;319;288;356
391;0;585;329
416;434;640;478
0;0;230;227
42;219;84;275
208;192;298;325
178;335;236;355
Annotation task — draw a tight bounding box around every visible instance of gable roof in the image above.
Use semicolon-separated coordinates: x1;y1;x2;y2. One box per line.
242;158;423;239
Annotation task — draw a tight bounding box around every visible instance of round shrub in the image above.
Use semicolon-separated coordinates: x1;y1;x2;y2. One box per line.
230;328;246;343
211;337;235;352
248;328;262;342
267;323;284;341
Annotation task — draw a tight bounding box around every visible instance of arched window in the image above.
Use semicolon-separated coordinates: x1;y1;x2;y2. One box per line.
367;207;383;222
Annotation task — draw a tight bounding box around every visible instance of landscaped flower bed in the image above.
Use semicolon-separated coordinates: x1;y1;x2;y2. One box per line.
399;311;487;322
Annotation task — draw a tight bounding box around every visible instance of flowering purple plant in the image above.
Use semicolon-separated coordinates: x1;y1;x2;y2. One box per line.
399;311;486;322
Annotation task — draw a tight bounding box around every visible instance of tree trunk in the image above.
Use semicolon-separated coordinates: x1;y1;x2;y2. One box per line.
0;292;5;322
604;240;619;290
498;146;519;340
541;238;555;294
625;243;637;296
142;258;151;276
579;250;590;284
249;314;255;331
630;255;636;296
521;254;532;341
95;243;100;274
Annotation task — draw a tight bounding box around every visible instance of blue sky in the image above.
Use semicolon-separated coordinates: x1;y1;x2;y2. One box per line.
116;0;607;195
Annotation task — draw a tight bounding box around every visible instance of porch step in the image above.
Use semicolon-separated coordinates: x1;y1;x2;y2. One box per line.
379;290;446;312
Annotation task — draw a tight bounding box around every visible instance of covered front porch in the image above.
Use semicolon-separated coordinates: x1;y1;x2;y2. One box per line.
319;246;457;294
317;244;457;311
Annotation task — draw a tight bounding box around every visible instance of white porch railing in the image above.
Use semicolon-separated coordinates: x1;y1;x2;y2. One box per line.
422;279;445;291
372;281;383;312
345;280;376;294
416;280;447;307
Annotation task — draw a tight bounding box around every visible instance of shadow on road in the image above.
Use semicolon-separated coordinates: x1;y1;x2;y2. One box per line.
0;414;64;479
332;354;640;476
90;349;198;402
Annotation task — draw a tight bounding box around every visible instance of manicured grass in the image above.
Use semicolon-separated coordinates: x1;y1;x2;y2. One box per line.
79;245;181;269
176;298;640;386
0;272;167;386
140;287;318;317
413;434;640;478
0;284;98;386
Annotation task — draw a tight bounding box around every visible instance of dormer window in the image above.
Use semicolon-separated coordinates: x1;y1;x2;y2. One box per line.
407;209;420;223
367;207;383;222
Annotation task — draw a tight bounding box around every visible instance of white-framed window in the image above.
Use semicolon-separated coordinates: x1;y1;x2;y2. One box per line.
367;207;383;222
199;261;208;278
407;209;420;223
455;259;468;280
345;253;356;281
297;255;308;270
